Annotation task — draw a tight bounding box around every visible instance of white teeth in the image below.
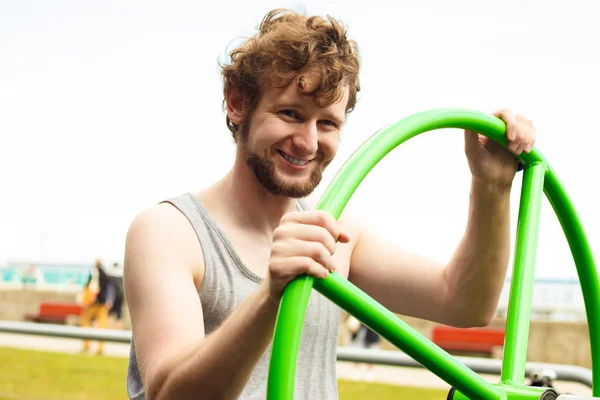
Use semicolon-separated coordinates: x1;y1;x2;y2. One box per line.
281;152;309;166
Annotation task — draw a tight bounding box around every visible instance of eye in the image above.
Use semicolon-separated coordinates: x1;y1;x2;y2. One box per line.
319;120;338;128
280;109;299;119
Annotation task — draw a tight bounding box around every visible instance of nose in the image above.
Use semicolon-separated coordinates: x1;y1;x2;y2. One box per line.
292;121;319;156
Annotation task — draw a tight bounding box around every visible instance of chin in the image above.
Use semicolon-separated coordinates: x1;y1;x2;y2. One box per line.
271;175;319;198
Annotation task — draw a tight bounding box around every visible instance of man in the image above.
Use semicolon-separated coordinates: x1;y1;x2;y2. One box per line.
80;258;115;355
124;9;536;400
108;262;125;330
529;369;557;388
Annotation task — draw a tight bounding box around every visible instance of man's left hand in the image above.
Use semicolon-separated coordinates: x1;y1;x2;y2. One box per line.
464;108;537;190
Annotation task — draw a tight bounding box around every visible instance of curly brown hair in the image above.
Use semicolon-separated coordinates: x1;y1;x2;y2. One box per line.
221;9;361;141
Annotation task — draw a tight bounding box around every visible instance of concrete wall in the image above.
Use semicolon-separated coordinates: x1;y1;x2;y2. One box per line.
1;289;592;368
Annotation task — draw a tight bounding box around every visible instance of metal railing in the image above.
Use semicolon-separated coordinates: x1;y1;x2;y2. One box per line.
336;347;593;388
0;320;132;343
0;320;593;388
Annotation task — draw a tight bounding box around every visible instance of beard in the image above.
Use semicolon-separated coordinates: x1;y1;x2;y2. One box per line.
239;121;325;198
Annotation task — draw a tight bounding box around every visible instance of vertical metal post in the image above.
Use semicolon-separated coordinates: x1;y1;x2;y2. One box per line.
501;164;546;384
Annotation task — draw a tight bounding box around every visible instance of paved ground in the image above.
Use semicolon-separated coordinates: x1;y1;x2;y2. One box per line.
0;332;593;397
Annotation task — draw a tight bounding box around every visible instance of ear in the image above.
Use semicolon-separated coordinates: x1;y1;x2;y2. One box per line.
225;89;245;126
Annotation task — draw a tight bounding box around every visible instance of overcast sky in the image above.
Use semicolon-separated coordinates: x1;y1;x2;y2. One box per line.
1;0;598;280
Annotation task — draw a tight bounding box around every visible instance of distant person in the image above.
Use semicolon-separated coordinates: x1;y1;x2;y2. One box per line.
108;262;125;330
20;263;41;288
344;315;380;349
79;258;115;355
345;316;381;381
352;323;380;350
343;314;361;345
529;368;556;388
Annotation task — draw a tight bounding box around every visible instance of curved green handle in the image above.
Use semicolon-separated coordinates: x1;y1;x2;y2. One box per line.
266;108;599;399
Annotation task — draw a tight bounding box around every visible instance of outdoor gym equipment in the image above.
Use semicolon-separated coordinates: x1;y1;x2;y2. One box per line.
266;109;600;400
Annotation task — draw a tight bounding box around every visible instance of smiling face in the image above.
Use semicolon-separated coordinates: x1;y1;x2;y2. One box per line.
235;83;349;198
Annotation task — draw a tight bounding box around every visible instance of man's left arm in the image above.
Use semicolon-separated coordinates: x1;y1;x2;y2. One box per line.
348;109;536;328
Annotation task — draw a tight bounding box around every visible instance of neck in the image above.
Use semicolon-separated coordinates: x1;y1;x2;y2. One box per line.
204;151;300;236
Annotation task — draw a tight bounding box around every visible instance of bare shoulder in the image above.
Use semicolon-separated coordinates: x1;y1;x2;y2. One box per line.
125;202;205;290
123;201;207;395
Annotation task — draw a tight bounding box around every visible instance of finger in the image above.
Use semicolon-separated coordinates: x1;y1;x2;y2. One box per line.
283;210;348;243
304;240;334;270
288;256;330;279
512;115;531;151
277;239;333;270
270;256;329;279
518;116;537;152
528;122;537;149
513;145;525;156
492;108;519;142
275;223;337;254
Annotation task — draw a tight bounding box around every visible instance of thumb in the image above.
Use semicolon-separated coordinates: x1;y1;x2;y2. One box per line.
337;229;351;244
464;130;483;154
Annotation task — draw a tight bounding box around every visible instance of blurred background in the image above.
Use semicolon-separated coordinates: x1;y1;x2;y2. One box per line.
1;0;599;399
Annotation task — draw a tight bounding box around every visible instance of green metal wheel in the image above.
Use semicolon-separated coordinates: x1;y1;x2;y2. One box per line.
266;109;600;400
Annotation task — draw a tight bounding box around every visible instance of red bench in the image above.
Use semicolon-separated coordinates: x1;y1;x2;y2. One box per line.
432;325;505;354
24;302;83;324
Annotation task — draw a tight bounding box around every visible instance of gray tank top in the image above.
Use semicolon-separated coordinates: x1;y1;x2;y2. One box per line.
127;193;341;399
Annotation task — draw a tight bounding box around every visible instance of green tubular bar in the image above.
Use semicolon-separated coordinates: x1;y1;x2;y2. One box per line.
266;108;600;399
501;164;546;385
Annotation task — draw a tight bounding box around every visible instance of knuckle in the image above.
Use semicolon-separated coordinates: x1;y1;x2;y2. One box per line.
325;236;337;253
318;226;334;244
280;211;297;223
302;258;315;272
268;260;281;274
312;242;326;259
321;246;331;263
272;226;286;241
273;226;290;244
321;210;336;222
271;240;283;252
497;107;512;118
310;264;326;278
315;211;330;225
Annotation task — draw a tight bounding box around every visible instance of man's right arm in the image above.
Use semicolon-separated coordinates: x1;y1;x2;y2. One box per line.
124;204;280;400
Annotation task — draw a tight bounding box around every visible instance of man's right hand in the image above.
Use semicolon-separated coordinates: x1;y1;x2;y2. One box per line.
265;210;351;302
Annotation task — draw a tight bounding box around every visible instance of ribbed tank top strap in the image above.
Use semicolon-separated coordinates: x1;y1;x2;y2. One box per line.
162;192;221;282
164;191;268;276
